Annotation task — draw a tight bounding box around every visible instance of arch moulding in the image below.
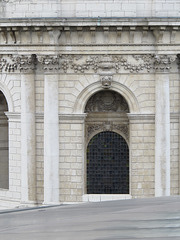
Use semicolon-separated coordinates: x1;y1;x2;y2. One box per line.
73;81;140;114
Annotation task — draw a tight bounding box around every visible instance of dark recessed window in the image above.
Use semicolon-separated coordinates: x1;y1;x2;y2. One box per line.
87;131;129;194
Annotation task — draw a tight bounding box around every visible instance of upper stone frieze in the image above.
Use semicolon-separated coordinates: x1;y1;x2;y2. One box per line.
0;54;177;74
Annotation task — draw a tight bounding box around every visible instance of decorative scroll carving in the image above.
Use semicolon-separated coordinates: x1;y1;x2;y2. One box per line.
87;122;129;140
85;90;129;113
113;124;129;138
153;54;177;72
87;124;105;137
37;55;60;72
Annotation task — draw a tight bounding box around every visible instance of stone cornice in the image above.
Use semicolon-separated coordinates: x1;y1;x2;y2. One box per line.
0;17;180;27
127;114;155;123
59;114;87;123
5;112;21;121
0;23;179;46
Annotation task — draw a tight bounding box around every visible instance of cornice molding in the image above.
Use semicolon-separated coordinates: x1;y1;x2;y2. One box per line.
0;22;179;46
0;17;180;26
5;112;20;121
127;113;155;122
59;113;87;123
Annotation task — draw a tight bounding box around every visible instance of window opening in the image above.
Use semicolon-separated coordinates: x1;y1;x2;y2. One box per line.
87;131;129;194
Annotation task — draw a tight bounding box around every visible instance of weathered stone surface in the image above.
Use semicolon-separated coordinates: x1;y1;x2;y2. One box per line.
0;1;179;207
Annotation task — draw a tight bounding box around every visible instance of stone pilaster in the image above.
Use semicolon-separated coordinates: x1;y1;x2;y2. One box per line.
154;54;176;197
15;55;37;203
177;55;180;195
38;55;60;204
128;114;155;198
5;112;21;200
59;114;87;202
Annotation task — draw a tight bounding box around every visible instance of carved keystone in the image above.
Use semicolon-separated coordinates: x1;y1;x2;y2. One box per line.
100;75;113;89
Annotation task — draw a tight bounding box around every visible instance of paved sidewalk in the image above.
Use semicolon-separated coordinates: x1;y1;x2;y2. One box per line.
0;196;180;240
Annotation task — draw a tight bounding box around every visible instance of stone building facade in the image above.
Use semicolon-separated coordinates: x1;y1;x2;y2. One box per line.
0;0;180;207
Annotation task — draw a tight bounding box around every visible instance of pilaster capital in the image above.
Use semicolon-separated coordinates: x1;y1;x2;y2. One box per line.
37;55;60;73
153;54;177;73
13;54;36;73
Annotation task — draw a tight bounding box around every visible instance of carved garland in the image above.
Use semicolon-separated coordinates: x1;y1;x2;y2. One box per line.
0;54;177;73
37;55;60;72
0;55;36;72
60;54;154;74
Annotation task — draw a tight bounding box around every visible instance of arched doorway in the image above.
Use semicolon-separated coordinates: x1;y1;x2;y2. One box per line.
85;90;130;195
0;91;9;189
87;131;129;194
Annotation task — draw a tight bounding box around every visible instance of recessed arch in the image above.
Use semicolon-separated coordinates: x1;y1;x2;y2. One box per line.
73;81;140;114
0;90;9;189
0;82;14;112
86;131;129;194
84;85;131;196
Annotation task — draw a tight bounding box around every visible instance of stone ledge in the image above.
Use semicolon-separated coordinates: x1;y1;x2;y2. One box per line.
128;113;155;123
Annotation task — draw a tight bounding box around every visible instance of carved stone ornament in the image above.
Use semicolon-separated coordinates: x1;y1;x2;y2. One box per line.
37;55;60;72
0;54;36;73
0;56;17;72
13;55;36;73
100;75;113;89
85;90;129;113
99;55;114;70
0;54;177;74
153;54;177;72
60;54;155;74
87;122;129;140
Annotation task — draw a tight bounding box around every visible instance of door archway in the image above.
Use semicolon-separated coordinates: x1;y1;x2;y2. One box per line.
85;90;130;196
87;131;129;194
